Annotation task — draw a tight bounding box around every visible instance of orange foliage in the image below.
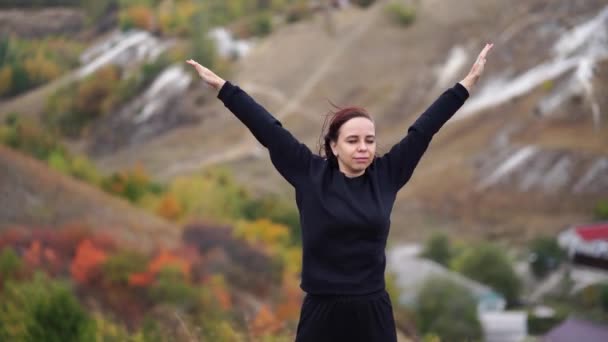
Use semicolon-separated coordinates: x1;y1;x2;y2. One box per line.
275;273;303;321
128;249;191;287
249;305;283;337
23;240;42;267
128;272;155;287
43;247;62;273
207;275;232;310
149;249;190;276
124;6;155;31
156;193;182;221
71;239;108;284
213;285;232;311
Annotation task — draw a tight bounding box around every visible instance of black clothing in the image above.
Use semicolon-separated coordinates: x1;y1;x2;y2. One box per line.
218;80;469;295
295;289;397;342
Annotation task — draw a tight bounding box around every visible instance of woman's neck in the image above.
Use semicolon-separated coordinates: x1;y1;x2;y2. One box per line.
337;162;365;178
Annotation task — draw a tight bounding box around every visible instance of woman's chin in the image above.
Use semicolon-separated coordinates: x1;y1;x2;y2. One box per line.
349;164;368;172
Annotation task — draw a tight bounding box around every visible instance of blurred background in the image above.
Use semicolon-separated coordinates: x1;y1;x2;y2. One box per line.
0;0;607;341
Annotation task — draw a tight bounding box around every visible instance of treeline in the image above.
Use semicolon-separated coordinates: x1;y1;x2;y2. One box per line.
410;230;608;340
0;222;303;340
0;36;82;98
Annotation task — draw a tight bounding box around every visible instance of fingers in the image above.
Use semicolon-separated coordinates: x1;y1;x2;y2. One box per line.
479;43;494;60
186;59;205;70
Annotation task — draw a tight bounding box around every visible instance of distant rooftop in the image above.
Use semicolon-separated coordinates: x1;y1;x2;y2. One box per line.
574;222;608;242
543;317;608;342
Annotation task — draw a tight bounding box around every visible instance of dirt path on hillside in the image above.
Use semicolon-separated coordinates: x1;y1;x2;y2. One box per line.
159;0;388;178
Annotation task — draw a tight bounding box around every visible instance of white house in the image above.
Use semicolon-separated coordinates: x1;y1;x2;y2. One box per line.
558;221;608;270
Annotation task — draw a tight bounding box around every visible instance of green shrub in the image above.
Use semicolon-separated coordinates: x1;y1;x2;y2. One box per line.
285;2;311;23
451;243;521;306
242;193;301;245
0;273;95;342
0;248;22;284
595;200;608;220
421;232;452;266
415;276;482;341
351;0;377;8
44;65;122;138
148;266;199;308
0;116;65;161
101;166;163;204
0;36;82;98
102;251;148;286
251;12;273;37
385;2;416;26
527;310;567;335
68;155;102;185
528;236;566;279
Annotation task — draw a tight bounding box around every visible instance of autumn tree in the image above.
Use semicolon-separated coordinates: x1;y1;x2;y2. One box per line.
71;239;108;284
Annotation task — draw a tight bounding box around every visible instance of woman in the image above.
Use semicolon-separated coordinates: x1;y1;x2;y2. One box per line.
186;42;493;341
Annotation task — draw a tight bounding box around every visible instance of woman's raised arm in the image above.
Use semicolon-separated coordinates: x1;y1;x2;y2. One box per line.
376;43;493;191
186;59;314;188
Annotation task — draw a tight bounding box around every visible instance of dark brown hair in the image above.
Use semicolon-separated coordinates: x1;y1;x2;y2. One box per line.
318;105;374;167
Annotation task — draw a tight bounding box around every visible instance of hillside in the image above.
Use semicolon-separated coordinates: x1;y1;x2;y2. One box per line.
0;145;179;252
0;0;606;246
82;0;608;243
0;1;606;340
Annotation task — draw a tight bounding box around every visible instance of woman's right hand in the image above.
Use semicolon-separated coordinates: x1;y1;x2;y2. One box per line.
186;59;226;91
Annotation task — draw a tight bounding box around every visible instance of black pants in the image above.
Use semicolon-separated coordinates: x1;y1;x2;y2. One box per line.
295;289;398;342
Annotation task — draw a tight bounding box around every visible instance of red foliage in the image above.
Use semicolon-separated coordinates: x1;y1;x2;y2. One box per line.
23;240;42;267
128;272;154;287
71;239;108;284
43;247;63;275
128;249;192;287
148;249;191;278
0;226;28;249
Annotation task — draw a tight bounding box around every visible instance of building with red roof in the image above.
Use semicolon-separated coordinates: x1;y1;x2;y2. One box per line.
558;221;608;269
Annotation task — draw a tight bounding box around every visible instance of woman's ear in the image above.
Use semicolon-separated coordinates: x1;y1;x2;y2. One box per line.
330;140;338;157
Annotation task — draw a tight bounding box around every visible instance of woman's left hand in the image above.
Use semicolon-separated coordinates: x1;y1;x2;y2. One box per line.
186;59;226;91
460;43;494;93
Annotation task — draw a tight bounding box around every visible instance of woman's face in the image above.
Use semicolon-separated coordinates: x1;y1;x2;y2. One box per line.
331;117;376;177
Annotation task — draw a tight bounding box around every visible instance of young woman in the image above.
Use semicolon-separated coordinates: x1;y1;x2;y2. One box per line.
187;43;493;341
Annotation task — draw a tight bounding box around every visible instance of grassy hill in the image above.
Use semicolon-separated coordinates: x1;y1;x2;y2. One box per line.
1;0;606;246
0;145;179;252
85;0;608;244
